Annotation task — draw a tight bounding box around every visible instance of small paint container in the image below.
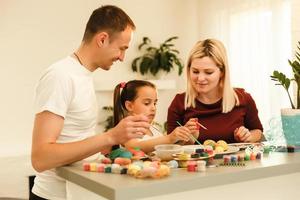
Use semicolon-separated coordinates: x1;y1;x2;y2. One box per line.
191;153;200;158
256;152;262;159
104;165;112;173
200;152;209;157
238;154;245;162
223;155;231;164
178;160;188;168
187;161;197;172
89;163;97;172
83;163;90;171
120;167;128;174
244;153;250;161
250;153;257;160
195;148;204;154
230;155;238;163
207;157;214;164
111;164;121;174
197;160;206;172
97;163;105;173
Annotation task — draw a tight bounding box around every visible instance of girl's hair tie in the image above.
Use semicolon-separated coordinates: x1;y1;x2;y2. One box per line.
120;82;127;89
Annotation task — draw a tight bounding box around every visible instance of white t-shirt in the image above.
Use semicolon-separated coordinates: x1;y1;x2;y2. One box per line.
140;126;163;140
32;56;97;200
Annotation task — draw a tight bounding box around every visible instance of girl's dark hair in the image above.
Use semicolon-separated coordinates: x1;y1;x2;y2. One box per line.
83;5;136;42
113;80;156;126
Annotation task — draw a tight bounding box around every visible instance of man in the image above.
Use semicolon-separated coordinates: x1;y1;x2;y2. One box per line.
31;5;149;200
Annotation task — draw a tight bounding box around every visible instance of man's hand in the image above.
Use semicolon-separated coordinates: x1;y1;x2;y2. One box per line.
108;114;150;145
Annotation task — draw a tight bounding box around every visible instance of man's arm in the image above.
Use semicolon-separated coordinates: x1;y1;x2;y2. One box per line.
31;111;149;172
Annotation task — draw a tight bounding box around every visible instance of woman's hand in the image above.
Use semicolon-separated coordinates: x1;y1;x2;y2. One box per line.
234;126;253;142
234;126;263;143
184;118;200;144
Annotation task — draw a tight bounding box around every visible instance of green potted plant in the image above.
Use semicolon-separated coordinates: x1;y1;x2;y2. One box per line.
131;36;184;78
270;41;300;147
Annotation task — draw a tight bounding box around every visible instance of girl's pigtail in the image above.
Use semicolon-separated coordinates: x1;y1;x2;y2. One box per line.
113;82;126;126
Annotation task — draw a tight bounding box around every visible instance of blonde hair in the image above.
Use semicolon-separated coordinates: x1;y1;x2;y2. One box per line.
185;39;239;113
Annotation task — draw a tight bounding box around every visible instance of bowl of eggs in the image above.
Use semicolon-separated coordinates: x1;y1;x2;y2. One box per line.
154;144;183;161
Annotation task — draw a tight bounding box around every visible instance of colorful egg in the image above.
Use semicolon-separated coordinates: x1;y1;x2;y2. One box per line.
217;140;228;151
203;139;216;148
101;157;112;164
114;157;131;165
215;145;225;153
178;153;190;160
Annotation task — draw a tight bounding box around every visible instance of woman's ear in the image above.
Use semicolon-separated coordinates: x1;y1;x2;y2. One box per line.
124;100;133;112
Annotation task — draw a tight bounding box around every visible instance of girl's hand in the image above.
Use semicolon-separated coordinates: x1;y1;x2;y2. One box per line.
168;126;191;143
184;118;200;143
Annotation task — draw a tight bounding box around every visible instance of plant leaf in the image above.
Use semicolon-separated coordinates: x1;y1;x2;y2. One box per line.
131;36;183;77
140;57;153;75
138;37;151;50
131;57;141;72
164;36;178;43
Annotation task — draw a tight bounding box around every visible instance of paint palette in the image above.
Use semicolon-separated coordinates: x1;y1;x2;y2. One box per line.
172;153;214;161
228;143;261;150
214;145;240;155
172;153;214;168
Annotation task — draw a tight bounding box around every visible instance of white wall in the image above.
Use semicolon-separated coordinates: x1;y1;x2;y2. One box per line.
292;0;300;50
0;0;200;157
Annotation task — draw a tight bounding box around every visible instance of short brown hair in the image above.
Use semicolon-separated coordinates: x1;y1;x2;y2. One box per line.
83;5;136;42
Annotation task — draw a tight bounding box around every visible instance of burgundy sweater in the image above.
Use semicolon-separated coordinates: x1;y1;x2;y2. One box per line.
167;88;263;143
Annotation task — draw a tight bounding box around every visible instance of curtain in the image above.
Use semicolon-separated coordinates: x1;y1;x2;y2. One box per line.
200;0;292;128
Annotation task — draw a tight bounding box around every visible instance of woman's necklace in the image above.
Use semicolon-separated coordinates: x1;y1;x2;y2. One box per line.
73;52;83;66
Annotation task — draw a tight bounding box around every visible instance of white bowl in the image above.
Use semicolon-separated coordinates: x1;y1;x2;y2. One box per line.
183;145;204;154
154;144;183;161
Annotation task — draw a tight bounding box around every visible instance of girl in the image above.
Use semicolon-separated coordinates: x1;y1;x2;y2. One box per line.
113;80;199;153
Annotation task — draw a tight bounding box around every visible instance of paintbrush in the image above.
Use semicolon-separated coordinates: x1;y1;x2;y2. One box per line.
195;121;208;130
176;121;202;145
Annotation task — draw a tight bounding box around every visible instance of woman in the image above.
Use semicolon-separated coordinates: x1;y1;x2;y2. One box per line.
167;39;263;143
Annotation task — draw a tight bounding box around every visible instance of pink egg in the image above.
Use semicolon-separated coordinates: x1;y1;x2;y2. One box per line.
114;157;131;165
150;161;160;169
101;157;112;164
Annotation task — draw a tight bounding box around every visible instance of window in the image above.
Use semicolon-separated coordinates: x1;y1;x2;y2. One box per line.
225;0;291;127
